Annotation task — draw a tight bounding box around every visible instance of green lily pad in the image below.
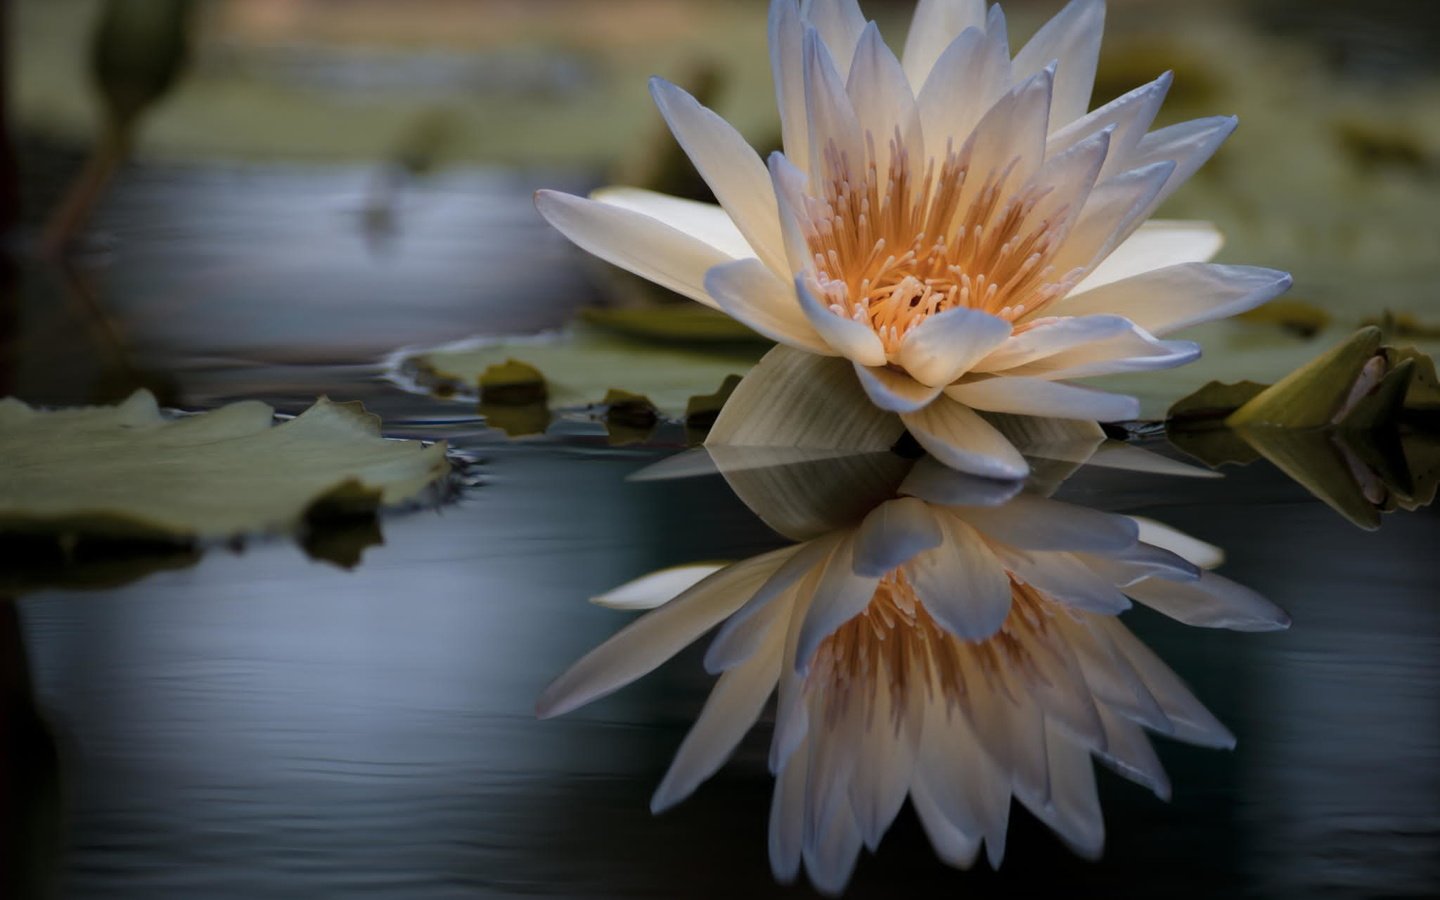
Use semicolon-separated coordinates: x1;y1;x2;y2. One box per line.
0;390;449;544
396;326;764;426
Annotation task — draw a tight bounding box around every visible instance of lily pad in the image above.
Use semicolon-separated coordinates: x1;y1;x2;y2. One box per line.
395;326;763;426
0;390;449;544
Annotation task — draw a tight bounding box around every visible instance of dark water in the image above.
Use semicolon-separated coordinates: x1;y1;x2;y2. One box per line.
3;164;1439;899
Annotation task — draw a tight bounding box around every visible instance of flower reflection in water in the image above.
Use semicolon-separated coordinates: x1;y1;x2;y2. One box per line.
537;450;1288;895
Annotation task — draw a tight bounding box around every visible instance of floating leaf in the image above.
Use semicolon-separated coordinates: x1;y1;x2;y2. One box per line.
0;390;448;544
397;327;761;425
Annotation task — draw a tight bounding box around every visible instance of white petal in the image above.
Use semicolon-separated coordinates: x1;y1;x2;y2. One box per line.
900;396;1030;479
847;22;923;175
1126;115;1238;214
993;546;1131;614
770;0;810;168
1048;72;1172;174
911;779;983;869
794;538;881;671
647;79;788;275
1078;541;1201;585
709;533;842;671
898;455;1026;508
1095;705;1171;800
851;496;944;576
1030;726;1105;859
1046;160;1176;281
803;795;863;896
591;564;726;611
952;68;1054;220
769;738;809;883
915;26;1010;153
902;0;986;89
896;306;1013;387
904;516;1013;640
1012;0;1105;129
801;0;867;74
1132;516;1224;568
1072;220;1224;294
1095;618;1236;748
535;189;735;309
1005;328;1200;381
803;24;865;179
589;187;754;262
1053;263;1293;337
853;363;944;413
1125;571;1291;632
535;547;794;718
767;150;821;274
796;275;888;366
985;2;1010;57
954;492;1138;552
705;258;830;353
978;314;1139;372
651;623;783;812
946;376;1140;422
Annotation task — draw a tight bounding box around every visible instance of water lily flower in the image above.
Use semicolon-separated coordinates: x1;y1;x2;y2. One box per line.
537;466;1288;894
535;0;1292;478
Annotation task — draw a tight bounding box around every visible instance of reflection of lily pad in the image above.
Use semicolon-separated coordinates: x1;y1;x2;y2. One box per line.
397;326;762;424
0;391;449;543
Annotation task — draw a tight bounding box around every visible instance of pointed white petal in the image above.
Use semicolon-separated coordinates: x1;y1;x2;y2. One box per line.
1012;0;1105;129
1004;327;1200;381
796;275;889;366
904;516;1013;640
1048;72;1172;173
954;493;1138;552
896;306;1013;388
769;740;809;883
767;150;821;274
590;187;754;262
1046;160;1176;281
1096;618;1236;748
848;22;923;174
915;26;1010;152
1125;571;1291;632
592;563;727;610
648;78;788;275
978;314;1140;372
535;547;794;718
911;779;984;869
794;539;881;670
953;68;1054;218
852;497;945;576
854;363;944;413
770;0;810;168
903;0;986;88
651;624;783;812
803;796;863;896
1127;115;1238;213
946;376;1140;422
898;455;1026;508
1095;704;1171;800
1073;219;1224;294
535;189;734;309
801;0;867;74
803;24;865;179
993;547;1132;614
901;396;1030;479
1078;541;1201;586
1053;263;1293;337
1131;516;1224;568
1029;726;1105;859
709;533;843;671
705;258;830;353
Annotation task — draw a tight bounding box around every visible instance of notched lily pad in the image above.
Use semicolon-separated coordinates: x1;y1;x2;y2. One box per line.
0;391;450;585
394;327;762;435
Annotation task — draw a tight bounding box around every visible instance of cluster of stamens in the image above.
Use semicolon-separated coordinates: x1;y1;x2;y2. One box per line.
802;133;1086;355
807;572;1067;730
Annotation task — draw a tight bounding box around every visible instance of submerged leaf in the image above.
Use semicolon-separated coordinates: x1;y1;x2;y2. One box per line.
0;391;448;543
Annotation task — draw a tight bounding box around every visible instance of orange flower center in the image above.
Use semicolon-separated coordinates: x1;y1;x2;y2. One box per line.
801;135;1083;354
807;570;1065;728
